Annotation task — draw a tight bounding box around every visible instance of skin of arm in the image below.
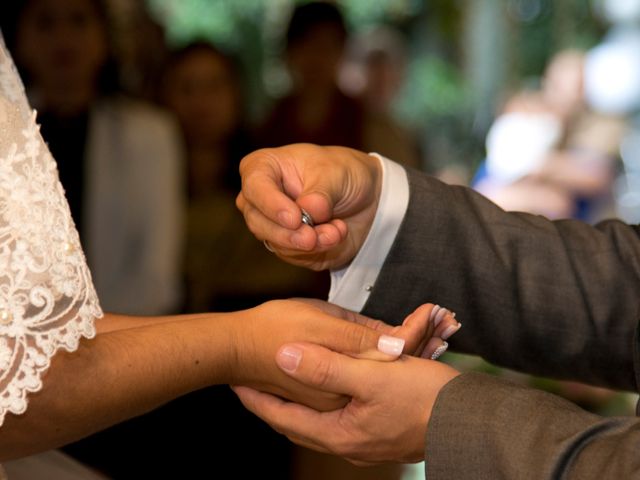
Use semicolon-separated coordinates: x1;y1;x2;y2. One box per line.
0;298;453;461
234;338;460;465
0;311;238;461
231;306;460;466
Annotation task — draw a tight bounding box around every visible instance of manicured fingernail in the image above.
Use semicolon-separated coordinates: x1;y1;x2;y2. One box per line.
434;307;449;327
429;305;441;322
277;346;302;372
430;341;449;360
441;322;462;340
278;210;294;228
378;335;405;357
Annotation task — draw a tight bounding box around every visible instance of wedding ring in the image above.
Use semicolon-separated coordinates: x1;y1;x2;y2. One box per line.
263;239;275;253
300;208;315;227
264;210;314;253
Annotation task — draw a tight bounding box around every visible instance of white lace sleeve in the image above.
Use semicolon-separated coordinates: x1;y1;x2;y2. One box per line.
0;39;102;425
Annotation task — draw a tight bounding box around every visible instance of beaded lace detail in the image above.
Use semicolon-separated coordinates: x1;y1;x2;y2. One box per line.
0;39;102;425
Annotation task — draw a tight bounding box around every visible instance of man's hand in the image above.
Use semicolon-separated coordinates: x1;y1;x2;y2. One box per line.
233;342;460;465
232;300;459;413
236;144;382;270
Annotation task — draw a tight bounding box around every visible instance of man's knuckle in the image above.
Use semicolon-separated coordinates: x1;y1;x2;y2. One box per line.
310;359;335;388
332;432;358;458
343;324;371;353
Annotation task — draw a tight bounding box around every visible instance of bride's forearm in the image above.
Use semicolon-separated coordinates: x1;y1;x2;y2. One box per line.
0;299;411;462
95;312;214;334
0;312;240;461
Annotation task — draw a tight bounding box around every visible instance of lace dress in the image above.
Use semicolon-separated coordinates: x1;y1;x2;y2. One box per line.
0;36;103;474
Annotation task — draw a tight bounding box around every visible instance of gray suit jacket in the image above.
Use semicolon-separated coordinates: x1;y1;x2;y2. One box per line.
362;169;640;479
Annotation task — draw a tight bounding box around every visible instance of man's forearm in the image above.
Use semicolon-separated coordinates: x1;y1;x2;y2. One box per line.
364;170;640;390
427;372;640;479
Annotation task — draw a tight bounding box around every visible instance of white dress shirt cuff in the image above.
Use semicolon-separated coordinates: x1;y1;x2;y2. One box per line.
328;153;409;312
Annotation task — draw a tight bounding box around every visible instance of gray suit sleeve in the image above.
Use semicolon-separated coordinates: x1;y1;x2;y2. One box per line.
362;168;640;391
360;168;640;479
426;372;640;479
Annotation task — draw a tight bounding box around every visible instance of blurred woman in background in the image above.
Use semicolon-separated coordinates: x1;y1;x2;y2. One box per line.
2;0;184;316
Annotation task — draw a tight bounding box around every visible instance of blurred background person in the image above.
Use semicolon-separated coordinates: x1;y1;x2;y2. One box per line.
162;41;254;312
587;0;640;224
258;2;366;149
161;41;328;314
118;0;170;100
340;26;421;168
1;0;184;315
474;49;627;223
468;46;631;437
1;0;184;476
259;1;419;172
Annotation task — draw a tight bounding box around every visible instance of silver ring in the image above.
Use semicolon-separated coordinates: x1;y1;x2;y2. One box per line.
301;208;315;227
263;239;275;253
264;210;313;253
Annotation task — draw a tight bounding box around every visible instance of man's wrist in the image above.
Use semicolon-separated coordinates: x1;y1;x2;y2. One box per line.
329;154;409;311
367;150;384;222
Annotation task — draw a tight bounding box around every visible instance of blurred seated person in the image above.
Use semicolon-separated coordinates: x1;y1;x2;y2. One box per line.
162;42;327;313
474;50;627;222
2;0;183;315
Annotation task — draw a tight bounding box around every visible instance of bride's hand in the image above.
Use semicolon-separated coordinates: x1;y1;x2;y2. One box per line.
293;299;459;360
230;299;459;411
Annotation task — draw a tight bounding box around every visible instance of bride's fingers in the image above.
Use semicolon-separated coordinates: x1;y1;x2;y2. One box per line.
423;337;449;360
287;299;460;360
433;310;462;341
344;303;458;359
398;304;461;357
427;305;461;341
291;299;392;335
393;304;436;355
289;299;386;330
